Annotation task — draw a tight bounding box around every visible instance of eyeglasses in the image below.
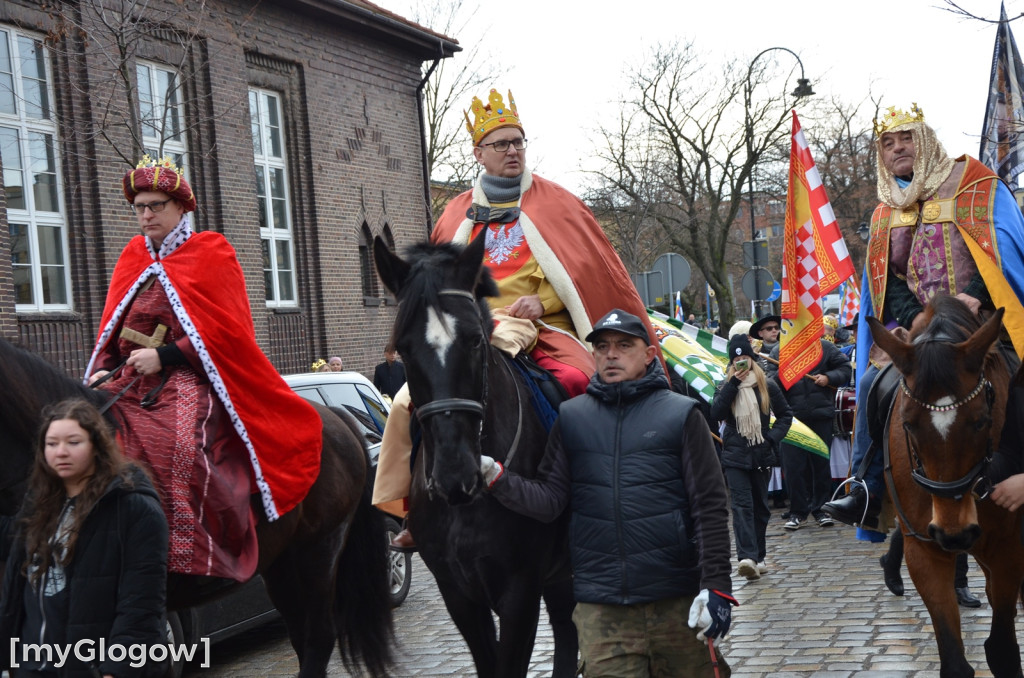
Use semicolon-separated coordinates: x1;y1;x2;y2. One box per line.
131;198;174;215
479;138;527;153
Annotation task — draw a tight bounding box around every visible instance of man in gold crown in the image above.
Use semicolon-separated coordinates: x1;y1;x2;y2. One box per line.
822;105;1024;569
375;89;659;545
85;157;323;587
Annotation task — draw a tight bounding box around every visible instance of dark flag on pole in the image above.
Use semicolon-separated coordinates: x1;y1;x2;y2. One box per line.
980;3;1024;190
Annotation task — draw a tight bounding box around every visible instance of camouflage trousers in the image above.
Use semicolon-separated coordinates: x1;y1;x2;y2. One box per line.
572;596;731;677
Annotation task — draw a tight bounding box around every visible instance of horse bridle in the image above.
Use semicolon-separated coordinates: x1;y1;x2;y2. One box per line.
885;368;996;542
412;288;524;468
897;371;995;501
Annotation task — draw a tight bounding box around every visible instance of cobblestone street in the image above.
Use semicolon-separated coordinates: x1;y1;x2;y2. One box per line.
188;506;1022;677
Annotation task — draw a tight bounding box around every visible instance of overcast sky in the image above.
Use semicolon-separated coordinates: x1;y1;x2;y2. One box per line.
386;0;1014;195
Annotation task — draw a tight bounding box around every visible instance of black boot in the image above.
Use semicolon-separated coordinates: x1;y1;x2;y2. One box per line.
821;485;880;527
956;586;981;608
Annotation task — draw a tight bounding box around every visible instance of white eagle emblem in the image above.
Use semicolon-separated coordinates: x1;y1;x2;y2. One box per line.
485;222;525;265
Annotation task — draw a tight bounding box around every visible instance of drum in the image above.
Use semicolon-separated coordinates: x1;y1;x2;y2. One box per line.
834;386;856;436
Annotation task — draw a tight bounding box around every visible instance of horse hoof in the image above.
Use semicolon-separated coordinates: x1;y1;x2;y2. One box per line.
879;554;904;596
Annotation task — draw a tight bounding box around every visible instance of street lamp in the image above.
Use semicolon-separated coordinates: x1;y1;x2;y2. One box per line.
745;47;814;317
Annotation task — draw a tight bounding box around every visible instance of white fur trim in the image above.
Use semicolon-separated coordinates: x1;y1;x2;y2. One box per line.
84;220;280;521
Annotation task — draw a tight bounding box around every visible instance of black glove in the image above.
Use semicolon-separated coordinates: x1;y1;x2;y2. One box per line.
705;589;738;639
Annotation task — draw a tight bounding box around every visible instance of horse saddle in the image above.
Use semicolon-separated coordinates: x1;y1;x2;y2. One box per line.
510;352;569;431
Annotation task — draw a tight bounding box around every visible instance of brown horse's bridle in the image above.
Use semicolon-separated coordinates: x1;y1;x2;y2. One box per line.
887;370;995;541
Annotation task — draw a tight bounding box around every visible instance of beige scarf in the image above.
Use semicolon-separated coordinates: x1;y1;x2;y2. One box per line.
733;372;764;445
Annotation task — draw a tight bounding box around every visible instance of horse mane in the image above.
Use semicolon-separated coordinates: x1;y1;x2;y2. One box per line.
910;295;990;399
0;337;108;448
394;241;497;338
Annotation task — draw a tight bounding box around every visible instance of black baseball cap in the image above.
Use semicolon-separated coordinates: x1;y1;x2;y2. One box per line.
586;309;651;346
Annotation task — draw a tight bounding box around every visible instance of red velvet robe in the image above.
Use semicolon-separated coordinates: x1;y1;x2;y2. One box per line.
86;229;322;577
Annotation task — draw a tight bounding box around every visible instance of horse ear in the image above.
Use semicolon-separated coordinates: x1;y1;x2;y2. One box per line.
457;229;488;290
957;307;1005;374
373;236;410;297
868;316;915;376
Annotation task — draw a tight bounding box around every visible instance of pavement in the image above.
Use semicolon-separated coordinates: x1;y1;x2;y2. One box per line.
187;505;1023;677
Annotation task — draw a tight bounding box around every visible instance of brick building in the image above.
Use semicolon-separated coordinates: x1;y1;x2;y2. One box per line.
0;0;457;378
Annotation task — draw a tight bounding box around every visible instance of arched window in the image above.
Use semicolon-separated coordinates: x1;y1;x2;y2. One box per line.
359;223;379;299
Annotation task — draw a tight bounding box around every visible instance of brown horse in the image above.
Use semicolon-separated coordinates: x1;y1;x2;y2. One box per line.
0;336;393;678
869;295;1024;678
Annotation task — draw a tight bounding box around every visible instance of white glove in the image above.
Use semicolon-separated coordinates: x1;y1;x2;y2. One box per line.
480;455;504;488
687;589;712;641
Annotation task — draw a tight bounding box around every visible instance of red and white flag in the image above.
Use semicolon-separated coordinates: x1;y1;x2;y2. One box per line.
838;277;860;327
779;111;855;388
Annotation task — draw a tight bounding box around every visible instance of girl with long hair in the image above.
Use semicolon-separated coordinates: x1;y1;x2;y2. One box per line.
710;334;792;581
0;399;168;678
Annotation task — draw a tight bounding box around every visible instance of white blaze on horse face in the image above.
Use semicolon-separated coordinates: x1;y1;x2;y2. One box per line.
929;397;957;439
425;307;457;366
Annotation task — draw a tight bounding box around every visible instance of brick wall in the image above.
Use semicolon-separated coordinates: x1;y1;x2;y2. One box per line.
1;0;449;380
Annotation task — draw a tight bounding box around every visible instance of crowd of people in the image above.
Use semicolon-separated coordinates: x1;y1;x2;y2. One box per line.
4;90;1024;678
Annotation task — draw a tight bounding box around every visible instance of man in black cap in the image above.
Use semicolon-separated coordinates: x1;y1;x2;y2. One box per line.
479;308;736;675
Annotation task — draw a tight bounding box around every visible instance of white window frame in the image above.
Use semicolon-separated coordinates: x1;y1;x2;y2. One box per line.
136;60;188;172
1;26;70;312
249;87;296;307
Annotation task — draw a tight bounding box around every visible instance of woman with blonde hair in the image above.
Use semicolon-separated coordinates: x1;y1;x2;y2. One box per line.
710;334;792;580
0;398;168;678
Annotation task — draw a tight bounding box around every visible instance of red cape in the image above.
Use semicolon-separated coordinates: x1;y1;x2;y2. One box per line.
433;173;663;371
92;232;322;519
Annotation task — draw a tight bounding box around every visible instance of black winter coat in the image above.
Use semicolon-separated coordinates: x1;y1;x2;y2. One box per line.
491;360;733;605
767;339;851;421
710;375;792;470
0;467;169;678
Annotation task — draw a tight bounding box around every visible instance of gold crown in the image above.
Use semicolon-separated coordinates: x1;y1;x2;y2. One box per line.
311;358;327;371
464;89;522;145
873;103;925;137
136;153;185;175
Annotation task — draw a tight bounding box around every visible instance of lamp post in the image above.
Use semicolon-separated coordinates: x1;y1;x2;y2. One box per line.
745;47;814;318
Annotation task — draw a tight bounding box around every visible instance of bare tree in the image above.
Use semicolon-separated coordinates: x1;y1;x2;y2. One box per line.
588;42;806;328
939;1;1024;23
405;0;508;221
41;0;249;167
583;112;668;274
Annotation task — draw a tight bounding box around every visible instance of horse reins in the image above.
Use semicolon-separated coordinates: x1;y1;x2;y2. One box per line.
89;358;169;415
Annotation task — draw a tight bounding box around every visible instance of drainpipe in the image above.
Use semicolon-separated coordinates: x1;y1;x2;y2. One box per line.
417;41;443;237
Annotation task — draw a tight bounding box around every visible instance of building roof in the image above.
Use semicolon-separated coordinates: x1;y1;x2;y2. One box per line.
291;0;461;60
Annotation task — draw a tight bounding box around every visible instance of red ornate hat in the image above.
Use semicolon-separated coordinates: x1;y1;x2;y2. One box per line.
123;155;196;213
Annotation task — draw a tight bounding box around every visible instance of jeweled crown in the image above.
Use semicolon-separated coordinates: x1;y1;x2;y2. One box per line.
873;103;925;137
135;153;184;175
464;89;522;145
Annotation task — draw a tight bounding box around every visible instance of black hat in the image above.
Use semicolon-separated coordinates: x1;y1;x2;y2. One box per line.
727;334;756;361
586;308;651;345
749;313;782;338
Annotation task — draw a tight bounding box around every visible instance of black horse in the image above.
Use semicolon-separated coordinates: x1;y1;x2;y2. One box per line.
0;336;393;678
373;233;578;678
